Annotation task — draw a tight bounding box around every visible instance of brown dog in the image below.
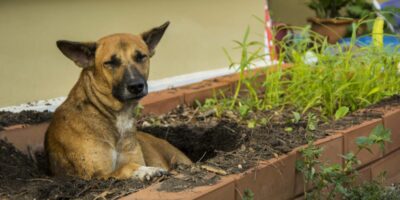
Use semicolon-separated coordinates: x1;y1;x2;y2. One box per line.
45;22;192;181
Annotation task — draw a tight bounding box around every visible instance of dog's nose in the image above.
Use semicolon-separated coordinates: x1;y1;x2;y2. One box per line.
127;80;145;95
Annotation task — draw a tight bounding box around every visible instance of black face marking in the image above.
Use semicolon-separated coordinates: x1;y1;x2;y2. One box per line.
112;67;148;102
104;54;121;68
134;50;148;63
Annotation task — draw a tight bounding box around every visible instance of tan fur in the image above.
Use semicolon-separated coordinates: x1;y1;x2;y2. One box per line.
45;23;192;180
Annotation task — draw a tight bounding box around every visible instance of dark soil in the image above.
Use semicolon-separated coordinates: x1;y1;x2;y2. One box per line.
138;106;325;175
368;95;400;112
0;110;52;130
157;164;220;192
0;140;148;200
1;95;400;199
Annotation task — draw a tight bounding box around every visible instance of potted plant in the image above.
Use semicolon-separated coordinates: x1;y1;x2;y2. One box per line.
307;0;355;43
346;0;400;34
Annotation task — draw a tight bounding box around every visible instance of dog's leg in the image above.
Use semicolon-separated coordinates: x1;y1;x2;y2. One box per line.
107;163;168;181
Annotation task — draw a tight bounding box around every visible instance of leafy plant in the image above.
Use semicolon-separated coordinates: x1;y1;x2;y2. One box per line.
345;0;374;19
307;0;351;18
224;26;266;110
345;3;400;34
277;21;400;119
238;103;251;118
242;189;254;200
379;6;400;33
296;125;392;199
356;124;391;154
345;178;400;200
306;113;318;131
197;96;230;118
284;127;294;133
247;120;256;129
334;106;349;121
292;111;302;124
200;20;400;125
134;104;144;117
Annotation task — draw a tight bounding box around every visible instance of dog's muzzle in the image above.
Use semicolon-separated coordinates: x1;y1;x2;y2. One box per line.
112;68;148;102
126;79;148;99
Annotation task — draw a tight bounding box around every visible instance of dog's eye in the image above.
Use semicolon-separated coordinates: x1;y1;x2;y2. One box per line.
104;55;121;68
134;51;148;63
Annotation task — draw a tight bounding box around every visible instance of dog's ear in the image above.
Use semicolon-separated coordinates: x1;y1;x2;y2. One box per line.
56;40;97;68
141;21;170;56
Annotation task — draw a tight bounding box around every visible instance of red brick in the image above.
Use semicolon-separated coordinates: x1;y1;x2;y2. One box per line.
371;148;400;185
235;152;296;200
183;79;232;105
294;134;344;196
382;109;400;154
214;73;240;86
354;166;372;186
293;195;305;200
124;175;236;200
3;124;28;131
0;123;49;154
141;89;184;115
341;119;383;168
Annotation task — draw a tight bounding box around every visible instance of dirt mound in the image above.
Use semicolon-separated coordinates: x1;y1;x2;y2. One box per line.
0;110;52;130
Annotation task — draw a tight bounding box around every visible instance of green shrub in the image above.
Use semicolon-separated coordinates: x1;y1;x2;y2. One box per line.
207;21;400;122
296;125;392;199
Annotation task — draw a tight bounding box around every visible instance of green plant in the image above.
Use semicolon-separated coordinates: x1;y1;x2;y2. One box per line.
345;178;400;200
345;2;400;34
134;103;144;117
306;113;318;131
223;26;265;111
196;91;232;118
379;6;400;33
278;22;400;118
345;0;374;19
242;189;254;200
291;111;302;124
296;125;392;199
356;124;391;154
201;20;400;124
307;0;351;18
334;106;350;121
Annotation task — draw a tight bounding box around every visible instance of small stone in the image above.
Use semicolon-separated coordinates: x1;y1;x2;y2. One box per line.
142;121;151;127
238;164;243;169
190;166;201;173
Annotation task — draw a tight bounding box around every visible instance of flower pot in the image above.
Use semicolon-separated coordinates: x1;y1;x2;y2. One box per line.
308;17;354;44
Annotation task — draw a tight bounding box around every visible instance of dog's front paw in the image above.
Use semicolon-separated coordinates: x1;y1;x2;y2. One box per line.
133;166;168;181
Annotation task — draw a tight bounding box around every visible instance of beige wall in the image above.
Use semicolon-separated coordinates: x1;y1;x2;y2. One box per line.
269;0;314;26
0;0;264;107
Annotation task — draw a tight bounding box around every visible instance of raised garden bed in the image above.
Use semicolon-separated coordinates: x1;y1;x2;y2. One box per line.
1;64;400;199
